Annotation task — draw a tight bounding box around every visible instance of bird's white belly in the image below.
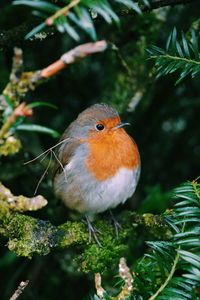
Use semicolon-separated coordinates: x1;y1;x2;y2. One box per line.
83;167;140;214
54;162;140;215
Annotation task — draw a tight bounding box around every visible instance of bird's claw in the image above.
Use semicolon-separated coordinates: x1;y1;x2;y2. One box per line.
82;217;103;247
109;210;122;239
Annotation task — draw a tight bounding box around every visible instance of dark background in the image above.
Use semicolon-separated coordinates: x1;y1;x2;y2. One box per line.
0;1;199;299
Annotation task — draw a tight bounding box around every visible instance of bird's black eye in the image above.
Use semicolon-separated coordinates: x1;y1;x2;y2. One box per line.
95;124;104;131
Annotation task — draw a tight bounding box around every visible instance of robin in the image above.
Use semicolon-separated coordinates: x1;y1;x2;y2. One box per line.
53;103;140;246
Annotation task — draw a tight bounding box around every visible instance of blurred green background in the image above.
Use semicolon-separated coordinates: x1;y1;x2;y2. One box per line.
0;1;199;299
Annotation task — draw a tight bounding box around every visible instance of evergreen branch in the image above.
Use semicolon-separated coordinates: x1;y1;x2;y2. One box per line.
12;0;198;42
192;179;200;200
149;248;180;300
0;0;197;47
151;54;200;66
147;28;200;84
90;179;200;299
118;0;198;16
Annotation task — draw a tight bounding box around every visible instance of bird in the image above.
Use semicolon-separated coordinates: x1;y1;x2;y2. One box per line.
53;103;140;246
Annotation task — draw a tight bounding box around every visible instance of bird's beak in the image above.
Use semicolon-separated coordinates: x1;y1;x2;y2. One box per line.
112;122;131;130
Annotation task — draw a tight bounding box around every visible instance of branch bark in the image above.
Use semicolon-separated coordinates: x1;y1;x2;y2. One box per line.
9;280;29;300
2;41;107;105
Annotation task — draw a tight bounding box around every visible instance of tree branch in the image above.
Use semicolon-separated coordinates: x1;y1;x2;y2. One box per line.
0;184;171;272
118;0;198;16
9;280;29;300
0;182;47;211
2;41;107;105
0;0;197;48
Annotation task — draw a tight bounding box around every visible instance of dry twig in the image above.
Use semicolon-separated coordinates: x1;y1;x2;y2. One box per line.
40;40;107;78
9;280;29;300
0;102;33;140
2;41;107;105
95;273;106;299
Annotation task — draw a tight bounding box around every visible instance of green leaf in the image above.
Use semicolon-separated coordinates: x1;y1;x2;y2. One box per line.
13;0;59;13
69;8;97;40
176;41;184;57
161;287;191;298
87;1;112;23
190;29;199;59
142;0;150;8
115;0;142;14
2;94;14;120
176;238;200;247
181;32;190;58
32;10;48;18
149;45;166;55
157;296;187;300
54;16;80;40
170;277;194;291
27;102;58;109
3;94;14;109
16;124;60;137
178;250;200;268
171;27;177;49
166;31;172;51
174;227;200;238
25;22;46;40
174;217;200;224
100;0;119;24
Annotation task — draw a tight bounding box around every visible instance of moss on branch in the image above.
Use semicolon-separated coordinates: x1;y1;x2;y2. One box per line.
0;193;171;273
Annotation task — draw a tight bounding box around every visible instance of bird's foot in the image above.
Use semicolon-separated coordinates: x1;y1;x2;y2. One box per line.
109;210;122;239
82;217;103;247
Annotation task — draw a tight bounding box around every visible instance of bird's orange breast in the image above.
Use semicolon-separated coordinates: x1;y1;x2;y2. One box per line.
85;126;140;181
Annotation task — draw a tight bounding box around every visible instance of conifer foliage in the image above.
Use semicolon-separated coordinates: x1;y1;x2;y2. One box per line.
147;28;200;84
13;0;143;40
92;179;200;299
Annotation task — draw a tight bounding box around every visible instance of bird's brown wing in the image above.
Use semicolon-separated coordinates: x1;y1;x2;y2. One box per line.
52;125;81;178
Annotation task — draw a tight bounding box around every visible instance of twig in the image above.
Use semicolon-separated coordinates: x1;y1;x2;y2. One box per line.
40;40;107;78
24;137;70;164
33;150;52;195
0;102;32;139
117;257;134;300
46;0;80;26
95;273;106;299
52;149;67;181
9;48;23;84
148;248;180;300
2;41;107;104
9;280;29;300
94;258;134;299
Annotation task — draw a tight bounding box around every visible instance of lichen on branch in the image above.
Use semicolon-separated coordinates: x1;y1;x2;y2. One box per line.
0;182;47;211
